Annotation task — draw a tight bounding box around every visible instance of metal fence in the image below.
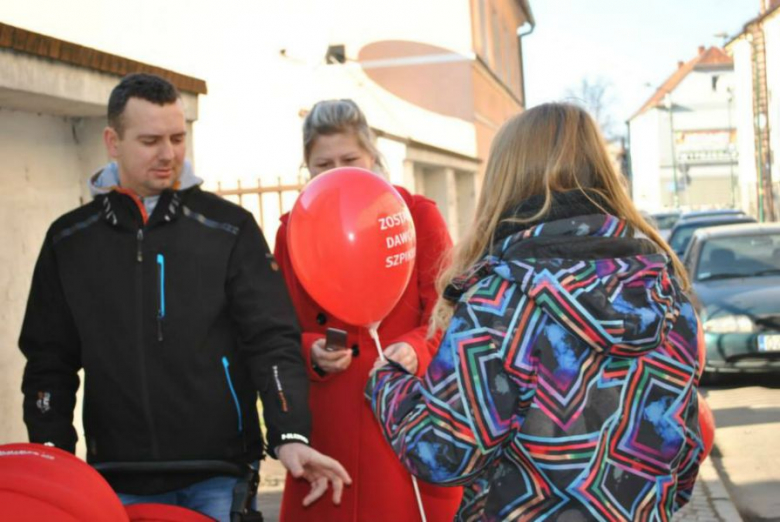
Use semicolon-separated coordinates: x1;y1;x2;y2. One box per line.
212;177;306;232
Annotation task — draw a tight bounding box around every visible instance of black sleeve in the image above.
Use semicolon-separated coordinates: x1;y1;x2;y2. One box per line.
19;231;82;453
226;216;311;456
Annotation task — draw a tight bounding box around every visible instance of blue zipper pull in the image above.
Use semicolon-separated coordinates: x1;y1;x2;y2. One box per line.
156;254;165;342
222;356;243;433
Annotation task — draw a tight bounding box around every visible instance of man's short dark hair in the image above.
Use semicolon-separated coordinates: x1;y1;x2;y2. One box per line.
108;73;180;136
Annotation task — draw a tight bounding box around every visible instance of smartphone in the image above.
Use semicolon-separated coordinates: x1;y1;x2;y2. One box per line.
325;327;348;352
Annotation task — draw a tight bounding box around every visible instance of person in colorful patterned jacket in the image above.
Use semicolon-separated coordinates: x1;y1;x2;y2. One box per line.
367;102;706;521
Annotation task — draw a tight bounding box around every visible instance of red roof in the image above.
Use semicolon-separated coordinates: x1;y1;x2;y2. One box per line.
630;46;732;120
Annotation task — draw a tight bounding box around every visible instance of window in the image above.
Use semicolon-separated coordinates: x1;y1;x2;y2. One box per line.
491;7;502;71
504;23;514;89
477;0;489;59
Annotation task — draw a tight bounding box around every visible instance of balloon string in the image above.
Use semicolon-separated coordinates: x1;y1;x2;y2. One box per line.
369;326;386;362
368;326;427;522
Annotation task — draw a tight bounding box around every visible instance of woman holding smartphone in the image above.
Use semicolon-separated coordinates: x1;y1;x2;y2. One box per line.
274;99;461;521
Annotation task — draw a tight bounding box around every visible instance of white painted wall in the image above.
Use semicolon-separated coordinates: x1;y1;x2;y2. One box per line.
672;69;736;130
0;108;105;447
731;39;759;216
629;110;662;211
630;63;738;211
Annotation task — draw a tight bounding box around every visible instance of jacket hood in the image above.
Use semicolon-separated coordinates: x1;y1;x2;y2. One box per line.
88;160;202;197
453;214;681;358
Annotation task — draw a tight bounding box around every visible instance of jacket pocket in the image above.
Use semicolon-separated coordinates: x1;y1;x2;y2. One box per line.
221;356;243;433
156;254;165;342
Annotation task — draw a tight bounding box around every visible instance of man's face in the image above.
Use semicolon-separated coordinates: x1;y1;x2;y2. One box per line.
104;98;187;197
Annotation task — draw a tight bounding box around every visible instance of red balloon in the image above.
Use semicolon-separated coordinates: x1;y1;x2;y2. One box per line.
698;392;716;460
696;321;706;381
288;167;416;327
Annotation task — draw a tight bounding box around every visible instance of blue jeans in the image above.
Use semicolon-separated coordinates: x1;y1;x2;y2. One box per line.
118;473;258;522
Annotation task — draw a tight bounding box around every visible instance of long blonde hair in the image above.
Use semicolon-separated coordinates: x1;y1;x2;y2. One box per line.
430;102;688;332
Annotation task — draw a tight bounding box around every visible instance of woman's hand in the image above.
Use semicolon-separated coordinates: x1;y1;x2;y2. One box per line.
383;342;418;374
370;357;389;377
311;338;353;374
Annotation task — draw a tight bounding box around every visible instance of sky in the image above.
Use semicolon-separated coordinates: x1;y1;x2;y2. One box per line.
524;0;762;132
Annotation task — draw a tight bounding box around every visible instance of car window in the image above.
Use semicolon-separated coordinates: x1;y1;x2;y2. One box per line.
680;210;744;222
696;233;780;281
669;226;695;254
653;214;679;229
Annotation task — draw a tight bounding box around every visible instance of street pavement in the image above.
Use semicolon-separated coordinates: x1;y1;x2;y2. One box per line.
674;456;743;522
256;458;284;521
702;377;780;522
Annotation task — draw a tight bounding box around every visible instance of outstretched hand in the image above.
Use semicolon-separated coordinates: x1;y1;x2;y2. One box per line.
277;442;352;507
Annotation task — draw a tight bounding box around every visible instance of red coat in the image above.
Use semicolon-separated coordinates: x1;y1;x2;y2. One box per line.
276;186;462;522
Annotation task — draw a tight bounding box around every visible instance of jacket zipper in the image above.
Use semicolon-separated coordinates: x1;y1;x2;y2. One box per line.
222;356;243;433
135;227;159;457
136;229;144;262
156;254;165;342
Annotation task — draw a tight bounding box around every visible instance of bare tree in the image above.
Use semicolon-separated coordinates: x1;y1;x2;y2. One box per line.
565;76;620;140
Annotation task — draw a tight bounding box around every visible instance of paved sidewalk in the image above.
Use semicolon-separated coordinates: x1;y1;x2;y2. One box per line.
674;456;743;522
256;457;285;522
256;454;742;522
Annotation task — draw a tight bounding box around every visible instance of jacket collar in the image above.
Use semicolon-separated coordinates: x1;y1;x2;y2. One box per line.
494;190;616;243
99;187;192;230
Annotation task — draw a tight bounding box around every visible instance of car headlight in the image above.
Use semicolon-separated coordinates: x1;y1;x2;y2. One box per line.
703;314;755;333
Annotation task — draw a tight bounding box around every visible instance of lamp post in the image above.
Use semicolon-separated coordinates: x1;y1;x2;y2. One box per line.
727;87;737;208
665;92;680;208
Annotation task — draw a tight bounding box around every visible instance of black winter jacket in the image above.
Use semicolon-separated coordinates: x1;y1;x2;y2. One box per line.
19;186;311;494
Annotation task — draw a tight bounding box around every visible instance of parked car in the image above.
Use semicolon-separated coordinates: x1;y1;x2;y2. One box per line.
650;210;681;240
667;214;756;257
678;208;745;222
683;223;780;380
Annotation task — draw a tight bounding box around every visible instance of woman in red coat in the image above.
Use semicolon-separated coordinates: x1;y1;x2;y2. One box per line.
276;99;462;521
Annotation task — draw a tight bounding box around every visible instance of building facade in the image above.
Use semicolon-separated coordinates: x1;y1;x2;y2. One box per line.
0;0;535;446
629;47;737;212
726;0;780;221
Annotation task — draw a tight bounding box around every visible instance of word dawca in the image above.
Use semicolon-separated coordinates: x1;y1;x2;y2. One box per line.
385;229;414;248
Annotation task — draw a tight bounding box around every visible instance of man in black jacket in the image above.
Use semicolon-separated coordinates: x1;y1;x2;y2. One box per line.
19;73;349;520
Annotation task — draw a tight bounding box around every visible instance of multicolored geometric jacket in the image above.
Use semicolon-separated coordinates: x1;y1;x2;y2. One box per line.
367;213;704;521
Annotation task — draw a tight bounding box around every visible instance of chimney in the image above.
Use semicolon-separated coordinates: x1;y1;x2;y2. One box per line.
761;0;779;13
698;45;706;55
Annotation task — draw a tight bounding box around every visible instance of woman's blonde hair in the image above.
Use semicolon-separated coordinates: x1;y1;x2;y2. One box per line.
302;99;386;174
430;102;688;333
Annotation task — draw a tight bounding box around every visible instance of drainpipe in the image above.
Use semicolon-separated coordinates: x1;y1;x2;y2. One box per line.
517;16;536;109
749;31;766;221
